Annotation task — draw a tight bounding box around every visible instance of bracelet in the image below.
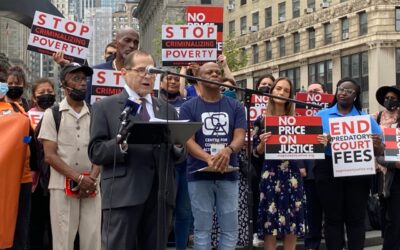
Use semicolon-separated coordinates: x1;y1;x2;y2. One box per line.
227;145;235;153
77;174;84;186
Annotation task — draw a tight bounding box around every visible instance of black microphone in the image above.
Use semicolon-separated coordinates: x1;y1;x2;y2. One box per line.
120;97;141;120
145;65;167;75
117;98;141;144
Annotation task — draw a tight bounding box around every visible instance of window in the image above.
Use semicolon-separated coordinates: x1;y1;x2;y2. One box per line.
308;28;315;49
324;23;332;44
293;32;300;53
396;8;400;31
240;16;247;35
265;41;272;60
201;0;211;3
308;60;333;92
341;17;349;40
341;52;369;109
278;2;286;21
280;68;301;91
265;7;272;28
252;12;259;30
279;36;285;57
252;44;259;64
396;49;400;87
292;0;300;18
359;12;368;35
240;48;247;63
241;0;247;5
229;20;235;35
307;0;315;8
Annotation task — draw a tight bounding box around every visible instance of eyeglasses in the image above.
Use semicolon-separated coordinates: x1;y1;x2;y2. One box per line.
337;87;355;95
127;67;155;77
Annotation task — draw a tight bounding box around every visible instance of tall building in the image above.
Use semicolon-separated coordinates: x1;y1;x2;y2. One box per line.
101;0;126;12
85;7;113;65
134;0;223;64
69;0;101;22
225;0;400;113
111;1;139;37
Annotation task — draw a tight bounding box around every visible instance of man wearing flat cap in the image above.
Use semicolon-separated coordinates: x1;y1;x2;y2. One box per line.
38;63;101;250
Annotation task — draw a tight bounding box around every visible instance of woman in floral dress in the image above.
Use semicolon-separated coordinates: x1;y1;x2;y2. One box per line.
253;77;306;250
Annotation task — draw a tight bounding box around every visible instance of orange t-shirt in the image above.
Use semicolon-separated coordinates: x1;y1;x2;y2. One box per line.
0;101;31;248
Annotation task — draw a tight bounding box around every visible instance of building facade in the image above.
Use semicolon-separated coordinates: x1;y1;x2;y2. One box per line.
134;0;223;64
225;0;400;113
111;1;140;38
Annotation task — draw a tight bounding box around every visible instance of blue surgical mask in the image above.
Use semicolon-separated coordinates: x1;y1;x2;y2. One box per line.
223;90;237;99
0;82;8;99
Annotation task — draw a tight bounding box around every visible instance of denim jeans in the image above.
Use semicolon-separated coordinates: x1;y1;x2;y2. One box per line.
174;164;192;250
188;180;239;250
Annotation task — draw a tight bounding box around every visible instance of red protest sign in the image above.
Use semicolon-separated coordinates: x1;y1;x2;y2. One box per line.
264;116;324;160
186;6;223;53
383;128;400;161
295;92;334;116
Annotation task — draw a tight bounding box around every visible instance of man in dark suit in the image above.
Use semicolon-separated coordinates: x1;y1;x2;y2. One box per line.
88;50;185;250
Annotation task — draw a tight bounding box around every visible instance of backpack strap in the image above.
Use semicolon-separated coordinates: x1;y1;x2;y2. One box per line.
377;110;383;125
51;104;62;133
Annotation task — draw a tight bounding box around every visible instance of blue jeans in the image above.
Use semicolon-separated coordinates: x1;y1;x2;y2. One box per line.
174;164;192;250
188;180;239;250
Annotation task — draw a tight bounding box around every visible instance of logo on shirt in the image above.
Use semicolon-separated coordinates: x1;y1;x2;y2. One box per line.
201;112;229;136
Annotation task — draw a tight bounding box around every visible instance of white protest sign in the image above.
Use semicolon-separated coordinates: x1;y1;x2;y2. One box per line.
91;69;125;104
329;115;375;177
161;25;217;66
27;11;92;63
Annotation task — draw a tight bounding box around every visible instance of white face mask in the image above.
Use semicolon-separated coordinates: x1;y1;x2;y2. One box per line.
0;82;8;99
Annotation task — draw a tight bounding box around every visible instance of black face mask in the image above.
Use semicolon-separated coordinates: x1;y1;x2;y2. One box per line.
384;99;399;111
6;86;23;99
258;86;270;94
67;87;86;102
37;94;56;110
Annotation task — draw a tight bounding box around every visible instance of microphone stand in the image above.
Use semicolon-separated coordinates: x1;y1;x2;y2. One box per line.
157;69;322;249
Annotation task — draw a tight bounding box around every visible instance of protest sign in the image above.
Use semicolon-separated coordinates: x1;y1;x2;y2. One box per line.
264;116;324;160
27;11;92;64
383;127;400;162
28;111;44;129
329;115;375;177
186;6;223;54
161;25;217;66
91;69;125;104
295;92;334;116
249;94;268;122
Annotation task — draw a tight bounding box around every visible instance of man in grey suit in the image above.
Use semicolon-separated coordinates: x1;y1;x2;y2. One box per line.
88;50;185;250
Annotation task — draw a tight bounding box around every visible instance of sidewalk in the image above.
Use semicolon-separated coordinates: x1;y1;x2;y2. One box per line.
168;230;383;250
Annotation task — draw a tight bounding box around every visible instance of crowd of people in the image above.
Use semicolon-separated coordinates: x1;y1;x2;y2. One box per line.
1;27;400;250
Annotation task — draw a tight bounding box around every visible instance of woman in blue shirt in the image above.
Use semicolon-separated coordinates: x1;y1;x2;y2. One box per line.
315;78;383;250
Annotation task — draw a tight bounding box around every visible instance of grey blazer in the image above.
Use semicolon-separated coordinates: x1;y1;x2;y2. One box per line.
88;89;186;209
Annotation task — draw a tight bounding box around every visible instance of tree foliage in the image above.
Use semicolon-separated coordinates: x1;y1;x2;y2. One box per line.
223;33;248;72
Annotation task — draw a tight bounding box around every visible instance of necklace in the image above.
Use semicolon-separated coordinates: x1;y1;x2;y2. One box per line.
112;59;119;71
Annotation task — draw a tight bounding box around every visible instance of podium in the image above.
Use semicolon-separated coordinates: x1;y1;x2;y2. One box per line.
126;121;202;250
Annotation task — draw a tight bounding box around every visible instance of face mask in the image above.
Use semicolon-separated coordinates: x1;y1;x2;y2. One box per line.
66;87;86;102
223;90;237;99
384;99;399;111
258;86;270;93
6;86;23;99
37;94;56;109
0;82;8;99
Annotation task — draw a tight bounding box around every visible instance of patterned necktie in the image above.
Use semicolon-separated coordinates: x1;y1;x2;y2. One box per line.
139;98;150;121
